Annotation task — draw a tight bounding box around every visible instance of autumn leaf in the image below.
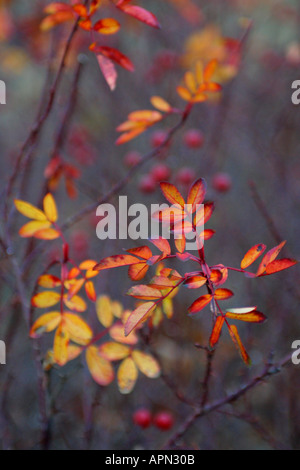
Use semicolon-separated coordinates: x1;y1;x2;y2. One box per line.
150;96;172;112
124;302;156;336
241;244;266;269
96;55;117;91
187;178;207;212
188;294;212;314
209;316;225;347
90;44;134;71
14;199;47;221
86;345;114;386
227;324;251;366
127;285;162;300
214;288;234;300
31;291;61;308
38;274;61;288
96;295;114;328
19;220;51;237
99;342;130;361
131;350;160;378
94;254;139;271
109;322;138;345
160;182;185;208
53;325;70;366
117;357;138;394
256;241;286;276
62;313;93;345
93;18;120;34
225;308;266;323
30;312;61;338
116;1;160;29
264;258;298;275
183;275;207;289
43;193;58;223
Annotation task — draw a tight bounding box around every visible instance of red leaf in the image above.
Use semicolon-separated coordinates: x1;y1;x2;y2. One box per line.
90;44;134;71
227;324;251;366
117;2;160;29
96;55;117;91
149;237;171;255
264;258;298;275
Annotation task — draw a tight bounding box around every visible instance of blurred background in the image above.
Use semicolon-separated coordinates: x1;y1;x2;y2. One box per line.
0;0;300;450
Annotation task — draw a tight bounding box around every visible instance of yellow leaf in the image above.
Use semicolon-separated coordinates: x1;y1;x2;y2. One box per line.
43;193;58;223
30;311;61;337
150;95;172;112
38;274;61;288
111;300;123;319
31;291;61;308
99;342;130;361
63;313;93;345
19;220;51;237
67;344;83;361
63;294;87;312
86;345;114;386
14;199;47;221
132;350;160;378
117;357;138;394
79;260;97;270
53;325;70;366
96;295;113;327
176;86;192;101
93;18;120;35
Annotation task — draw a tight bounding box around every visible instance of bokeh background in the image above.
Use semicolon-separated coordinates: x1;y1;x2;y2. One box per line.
0;0;300;450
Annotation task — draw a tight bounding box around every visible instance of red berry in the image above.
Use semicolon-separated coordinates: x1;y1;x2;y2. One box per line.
151;130;168;148
176;167;196;186
133;408;152;429
151;164;171;182
153;411;174;431
123;151;142;168
183;129;204;149
138;174;156;194
212;172;232;193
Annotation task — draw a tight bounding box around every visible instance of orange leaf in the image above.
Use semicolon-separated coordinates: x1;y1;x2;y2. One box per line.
19;220;51;237
214;288;234;300
160;182;185;208
94;254;139;271
241;244;266;269
183;275;207;289
187;178;207;212
127;246;152;259
227;324;251;366
117;357;138;394
149;237;171;255
204;59;218;82
256;241;286;276
31;291;60;308
128;262;149;281
86;345;114;386
85;281;96;301
124;302;156;336
109;322;138;345
188;294;212;314
225;309;266;323
209;316;225;347
40;11;75;31
175;235;186;254
34;228;60;240
93;18;120;34
127;285;162;300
